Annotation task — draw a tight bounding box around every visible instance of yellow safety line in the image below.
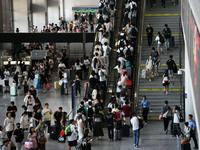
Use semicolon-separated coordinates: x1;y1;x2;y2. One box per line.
140;63;182;66
139;88;182;91
143;33;181;37
144;13;180;16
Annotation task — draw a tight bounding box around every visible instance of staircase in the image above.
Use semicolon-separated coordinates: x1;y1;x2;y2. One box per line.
137;0;182;117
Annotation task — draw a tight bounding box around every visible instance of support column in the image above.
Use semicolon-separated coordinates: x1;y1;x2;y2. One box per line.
32;0;47;31
0;0;3;33
83;33;86;58
47;0;59;25
13;0;28;32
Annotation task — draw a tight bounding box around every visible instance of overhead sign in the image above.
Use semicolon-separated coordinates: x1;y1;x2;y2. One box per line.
72;7;99;11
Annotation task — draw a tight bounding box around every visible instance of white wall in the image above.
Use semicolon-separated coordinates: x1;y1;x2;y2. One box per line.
64;0;99;21
13;0;28;32
47;0;59;24
32;0;46;31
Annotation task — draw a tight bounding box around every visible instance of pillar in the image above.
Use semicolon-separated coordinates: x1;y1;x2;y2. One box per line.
47;0;59;25
13;0;28;32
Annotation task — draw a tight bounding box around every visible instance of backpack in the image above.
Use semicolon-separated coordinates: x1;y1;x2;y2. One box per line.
126;47;132;56
79;107;86;116
88;107;94;118
65;125;72;136
119;40;125;48
99;2;104;9
131;27;137;36
159;35;164;44
106;46;111;56
163;28;171;38
137;117;144;129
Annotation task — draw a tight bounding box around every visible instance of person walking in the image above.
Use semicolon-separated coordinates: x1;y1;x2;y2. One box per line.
67;119;78;150
145;55;153;81
4;112;15;140
3;68;10;93
166;55;176;82
93;108;104;140
105;108;114;141
42;103;52;133
73;74;81;97
140;96;151;124
161;100;172;134
13;123;24;150
188;114;198;149
172;106;181;137
146;24;154;46
155;32;164;53
27;127;38;149
77;115;84;142
53;107;63;139
130;112;140;148
162;24;171;50
162;70;170;95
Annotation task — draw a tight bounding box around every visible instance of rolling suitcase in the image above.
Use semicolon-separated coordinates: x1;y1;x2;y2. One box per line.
120;125;130;137
50;125;57;140
114;130;121;140
10;86;17;96
24;84;29;94
169;36;175;46
60;83;65;95
54;81;60;89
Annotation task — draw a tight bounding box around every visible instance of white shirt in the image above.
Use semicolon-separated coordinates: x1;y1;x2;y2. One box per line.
24;95;35;103
173;111;180;124
0;131;2;145
3;71;10;81
130;117;139;130
25;100;35;112
101;37;109;46
63;72;68;83
67;124;77;142
98;69;107;82
75;63;82;70
58;63;66;68
155;36;161;45
116;81;123;92
74;114;86;122
4;117;14;132
20;115;29;128
84;59;90;69
118;57;127;67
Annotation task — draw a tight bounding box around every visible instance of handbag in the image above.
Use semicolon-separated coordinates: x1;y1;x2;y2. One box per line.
24;141;34;149
46;83;51;90
158;113;163;120
181;138;189;144
60;129;65;136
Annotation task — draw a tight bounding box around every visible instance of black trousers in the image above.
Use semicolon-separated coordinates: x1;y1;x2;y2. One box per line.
45;121;51;133
150;0;156;8
55;121;61;139
88;118;93;131
108;126;114;140
163;117;169;131
75;85;81;96
161;0;165;5
147;35;153;46
142;108;149;123
7;130;13;140
191;132;198;148
173;123;181;136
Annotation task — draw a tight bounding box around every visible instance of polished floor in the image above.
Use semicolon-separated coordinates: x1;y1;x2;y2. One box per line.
0;86;197;150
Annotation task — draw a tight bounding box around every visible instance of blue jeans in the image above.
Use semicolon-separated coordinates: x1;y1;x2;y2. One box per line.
133;129;140;146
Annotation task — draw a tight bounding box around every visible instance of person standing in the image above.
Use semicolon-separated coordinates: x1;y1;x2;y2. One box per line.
67;119;78;150
162;70;170;95
140;96;151;124
130;113;140;148
93;108;104;140
53;107;63;139
173;106;181;137
188;114;198;149
77;115;84;142
122;100;131;125
162;24;171;50
3;68;10;93
105;108;114;141
87;101;94;132
161;100;172;134
42;103;52;133
27;127;38;149
13;123;24;150
146;24;154;46
73;74;81;97
4;112;15;140
61;70;68;95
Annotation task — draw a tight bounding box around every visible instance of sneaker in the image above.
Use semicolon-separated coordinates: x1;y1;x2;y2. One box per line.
134;144;136;147
136;145;139;148
149;79;151;81
194;147;198;149
4;90;7;93
166;91;168;95
165;130;168;134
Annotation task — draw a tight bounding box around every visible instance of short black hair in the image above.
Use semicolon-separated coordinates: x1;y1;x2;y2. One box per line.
59;107;63;110
69;119;74;124
189;114;193;118
164;100;168;104
88;101;92;105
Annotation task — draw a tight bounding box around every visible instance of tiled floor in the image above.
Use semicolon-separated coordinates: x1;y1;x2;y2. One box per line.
0;86;194;150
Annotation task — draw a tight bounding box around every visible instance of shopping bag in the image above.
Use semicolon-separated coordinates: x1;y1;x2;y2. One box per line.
60;129;65;136
158;113;163;120
24;141;33;149
46;83;51;90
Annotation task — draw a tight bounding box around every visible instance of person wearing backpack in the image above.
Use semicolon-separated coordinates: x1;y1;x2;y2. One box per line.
77;101;88;119
162;24;171;50
105;108;114;140
155;32;164;53
128;24;138;46
66;119;78;150
87;102;94;131
130;112;140;148
166;55;176;81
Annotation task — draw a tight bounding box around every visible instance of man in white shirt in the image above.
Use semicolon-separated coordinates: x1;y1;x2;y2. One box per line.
67;119;77;150
98;66;107;90
130;113;140;148
3;68;10;93
118;55;127;68
61;70;68;95
23;91;35;103
58;60;66;70
173;106;181;136
101;35;109;46
4;112;15;140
